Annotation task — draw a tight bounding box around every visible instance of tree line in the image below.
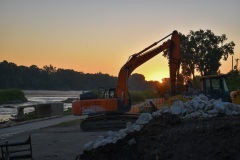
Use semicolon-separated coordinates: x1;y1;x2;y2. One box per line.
0;61;160;91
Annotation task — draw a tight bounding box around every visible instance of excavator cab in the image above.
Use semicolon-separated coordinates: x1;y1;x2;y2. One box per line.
98;87;116;98
200;75;232;102
101;88;117;98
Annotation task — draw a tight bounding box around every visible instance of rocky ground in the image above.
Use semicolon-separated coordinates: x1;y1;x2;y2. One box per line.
78;113;240;160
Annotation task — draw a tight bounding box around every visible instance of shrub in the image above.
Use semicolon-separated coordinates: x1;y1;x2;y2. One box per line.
0;88;27;104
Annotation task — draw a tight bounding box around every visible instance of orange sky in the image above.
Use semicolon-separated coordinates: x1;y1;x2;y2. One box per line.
1;0;240;82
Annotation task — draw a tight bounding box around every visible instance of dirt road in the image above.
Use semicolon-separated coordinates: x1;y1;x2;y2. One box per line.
8;126;105;160
0;115;82;138
0;116;106;160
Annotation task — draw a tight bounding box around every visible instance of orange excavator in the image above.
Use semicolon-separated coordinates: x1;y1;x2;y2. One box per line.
72;30;181;131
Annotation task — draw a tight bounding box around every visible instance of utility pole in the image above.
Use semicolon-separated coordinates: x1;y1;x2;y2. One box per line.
234;58;240;70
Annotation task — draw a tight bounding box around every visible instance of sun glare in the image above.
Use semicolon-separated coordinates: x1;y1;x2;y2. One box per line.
146;73;165;83
142;69;170;83
159;79;163;83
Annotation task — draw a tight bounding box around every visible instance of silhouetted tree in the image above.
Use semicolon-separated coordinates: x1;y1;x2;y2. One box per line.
180;29;235;83
43;65;56;74
129;74;148;91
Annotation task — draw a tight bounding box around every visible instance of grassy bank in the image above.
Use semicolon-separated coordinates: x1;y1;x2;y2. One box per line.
0;88;27;104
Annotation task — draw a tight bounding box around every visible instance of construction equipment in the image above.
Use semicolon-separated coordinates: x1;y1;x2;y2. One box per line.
199;74;240;104
72;30;181;131
170;74;240;105
199;75;232;102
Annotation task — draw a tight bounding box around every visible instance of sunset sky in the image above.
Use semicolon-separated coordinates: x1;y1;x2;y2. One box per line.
1;0;240;82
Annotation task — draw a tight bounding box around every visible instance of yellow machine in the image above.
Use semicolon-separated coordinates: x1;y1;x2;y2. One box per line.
169;75;240;106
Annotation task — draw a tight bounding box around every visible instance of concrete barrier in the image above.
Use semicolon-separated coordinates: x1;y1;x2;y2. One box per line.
35;103;63;118
17;103;64;119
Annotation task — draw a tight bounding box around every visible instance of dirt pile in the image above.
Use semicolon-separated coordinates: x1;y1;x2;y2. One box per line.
78;114;240;160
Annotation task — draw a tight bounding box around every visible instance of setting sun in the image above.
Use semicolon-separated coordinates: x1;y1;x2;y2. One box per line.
144;71;169;83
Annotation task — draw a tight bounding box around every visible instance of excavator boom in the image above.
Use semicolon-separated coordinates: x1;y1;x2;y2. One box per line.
116;30;181;105
72;31;181;131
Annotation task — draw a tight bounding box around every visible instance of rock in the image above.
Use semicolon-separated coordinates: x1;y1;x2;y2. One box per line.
163;108;172;114
152;110;162;118
181;108;188;115
198;102;206;110
171;104;182;115
198;94;208;102
126;122;135;133
204;101;213;111
213;100;226;114
133;124;141;131
118;129;127;139
186;109;195;114
84;141;95;150
184;100;193;109
191;96;204;110
207;109;218;115
107;130;116;138
232;111;240;115
226;103;240;112
135;113;153;125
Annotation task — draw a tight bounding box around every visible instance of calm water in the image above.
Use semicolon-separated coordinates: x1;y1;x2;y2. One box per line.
0;90;82;121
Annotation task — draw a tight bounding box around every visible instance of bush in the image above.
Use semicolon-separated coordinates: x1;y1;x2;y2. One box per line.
130;91;158;104
24;111;37;120
0;88;27;104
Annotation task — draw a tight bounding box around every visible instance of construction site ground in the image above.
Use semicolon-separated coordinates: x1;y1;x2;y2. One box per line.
0;117;105;160
79;114;240;160
1;114;240;160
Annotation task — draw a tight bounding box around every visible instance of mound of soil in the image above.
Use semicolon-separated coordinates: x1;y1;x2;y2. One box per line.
78;114;240;160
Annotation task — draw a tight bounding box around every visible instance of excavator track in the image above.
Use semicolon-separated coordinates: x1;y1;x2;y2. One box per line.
80;114;140;132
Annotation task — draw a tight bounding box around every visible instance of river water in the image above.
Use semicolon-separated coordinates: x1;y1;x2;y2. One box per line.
0;90;82;122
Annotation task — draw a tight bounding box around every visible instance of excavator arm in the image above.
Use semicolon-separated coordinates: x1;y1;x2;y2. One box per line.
116;30;181;105
72;30;181;131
